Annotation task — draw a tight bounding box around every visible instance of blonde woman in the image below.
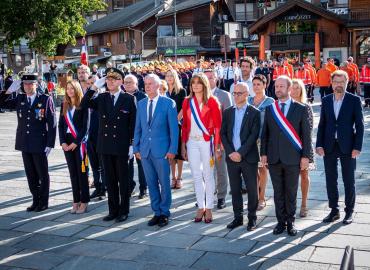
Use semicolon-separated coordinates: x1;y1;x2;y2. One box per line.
159;80;168;96
58;80;89;214
291;78;314;217
165;69;187;189
181;73;222;223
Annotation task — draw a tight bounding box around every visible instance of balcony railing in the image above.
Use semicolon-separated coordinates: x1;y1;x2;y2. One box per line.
270;32;321;51
157;36;200;48
350;9;370;21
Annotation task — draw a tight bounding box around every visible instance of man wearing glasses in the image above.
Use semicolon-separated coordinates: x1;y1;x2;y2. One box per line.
220;82;260;231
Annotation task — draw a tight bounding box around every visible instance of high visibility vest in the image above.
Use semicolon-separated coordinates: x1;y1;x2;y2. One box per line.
349;62;359;82
305;64;317;84
295;69;312;85
360;65;370;84
273;66;290;80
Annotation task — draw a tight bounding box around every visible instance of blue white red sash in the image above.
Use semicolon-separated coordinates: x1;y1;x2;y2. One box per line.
270;101;302;152
64;109;89;172
189;97;215;167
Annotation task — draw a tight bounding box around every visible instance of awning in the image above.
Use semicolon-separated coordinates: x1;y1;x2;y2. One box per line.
89;55;111;63
142;49;156;59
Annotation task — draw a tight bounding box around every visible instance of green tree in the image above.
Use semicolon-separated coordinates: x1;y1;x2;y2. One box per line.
0;0;106;70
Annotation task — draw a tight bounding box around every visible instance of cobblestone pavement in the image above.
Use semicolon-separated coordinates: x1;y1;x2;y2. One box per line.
0;100;370;270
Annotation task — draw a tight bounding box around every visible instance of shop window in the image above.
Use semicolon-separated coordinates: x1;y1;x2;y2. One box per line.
118;31;126;44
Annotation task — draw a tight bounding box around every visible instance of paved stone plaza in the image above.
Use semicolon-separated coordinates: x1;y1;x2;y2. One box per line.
0;102;370;270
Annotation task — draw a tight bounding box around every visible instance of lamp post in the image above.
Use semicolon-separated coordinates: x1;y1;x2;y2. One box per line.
174;0;177;63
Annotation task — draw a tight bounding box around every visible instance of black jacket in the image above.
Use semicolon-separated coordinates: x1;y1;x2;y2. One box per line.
0;91;56;153
261;100;312;166
58;103;88;145
80;89;136;156
221;105;261;164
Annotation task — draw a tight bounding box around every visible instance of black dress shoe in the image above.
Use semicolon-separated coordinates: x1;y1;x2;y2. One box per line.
116;214;128;223
217;198;226;209
287;222;298;236
247;219;257;231
158;215;169;227
103;214;118;221
89;190;100;199
148;215;161;226
138;190;147;199
227;219;243;230
35;205;48;212
26;204;38;212
342;212;353;225
323;211;340;223
273;223;286;235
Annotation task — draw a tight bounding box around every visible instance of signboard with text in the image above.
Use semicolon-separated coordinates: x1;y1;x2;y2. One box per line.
164;48;197;56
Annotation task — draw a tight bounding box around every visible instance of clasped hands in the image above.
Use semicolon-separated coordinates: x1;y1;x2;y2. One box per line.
61;143;78;152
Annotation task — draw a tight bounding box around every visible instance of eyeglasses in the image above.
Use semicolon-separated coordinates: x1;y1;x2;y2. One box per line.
232;92;247;96
332;80;346;84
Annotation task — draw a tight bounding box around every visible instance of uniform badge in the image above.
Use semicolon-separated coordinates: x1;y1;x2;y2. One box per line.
37;103;42;108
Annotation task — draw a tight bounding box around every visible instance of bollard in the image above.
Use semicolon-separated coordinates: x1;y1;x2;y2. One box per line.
340;245;354;270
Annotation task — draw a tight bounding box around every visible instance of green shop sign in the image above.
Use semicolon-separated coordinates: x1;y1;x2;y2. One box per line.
164;48;196;56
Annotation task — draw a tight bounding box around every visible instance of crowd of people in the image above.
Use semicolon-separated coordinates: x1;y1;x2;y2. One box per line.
0;54;367;235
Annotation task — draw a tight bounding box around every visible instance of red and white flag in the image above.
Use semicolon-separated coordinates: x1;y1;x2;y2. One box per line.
81;37;88;66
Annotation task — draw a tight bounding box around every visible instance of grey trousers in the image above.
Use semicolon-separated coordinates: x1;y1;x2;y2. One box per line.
214;150;229;199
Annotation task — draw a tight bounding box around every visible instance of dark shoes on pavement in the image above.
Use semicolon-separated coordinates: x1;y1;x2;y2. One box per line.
323;210;340;223
342;212;353;225
273;223;286;235
273;222;297;236
217;198;226;209
287;222;297;236
138;190;147;200
226;218;256;231
103;214;118;222
148;215;169;227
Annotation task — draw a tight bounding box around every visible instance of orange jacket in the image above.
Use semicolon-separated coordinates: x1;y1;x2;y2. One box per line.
273;66;291;80
284;62;294;79
348;62;359;82
316;67;331;87
295;69;312;85
327;62;338;73
340;66;355;82
360;65;370;84
304;64;316;84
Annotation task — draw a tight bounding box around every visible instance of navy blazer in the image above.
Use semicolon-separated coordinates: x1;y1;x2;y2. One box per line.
81;89;136;156
316;92;364;154
58;103;88;145
0;91;56;153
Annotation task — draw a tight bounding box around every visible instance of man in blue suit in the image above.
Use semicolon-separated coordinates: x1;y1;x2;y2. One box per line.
133;73;179;227
316;70;364;225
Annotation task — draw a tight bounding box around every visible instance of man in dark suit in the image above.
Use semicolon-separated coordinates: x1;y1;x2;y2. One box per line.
123;74;148;199
81;68;136;223
0;74;56;212
316;70;364;225
261;75;312;236
221;82;260;231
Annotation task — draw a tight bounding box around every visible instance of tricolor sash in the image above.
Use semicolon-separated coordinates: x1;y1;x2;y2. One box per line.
64;110;89;172
189;97;215;167
270;101;302;152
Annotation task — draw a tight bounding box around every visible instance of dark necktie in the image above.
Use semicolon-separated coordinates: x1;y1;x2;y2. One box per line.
226;68;229;80
28;97;32;108
280;102;286;116
148;100;153;125
111;95;115;107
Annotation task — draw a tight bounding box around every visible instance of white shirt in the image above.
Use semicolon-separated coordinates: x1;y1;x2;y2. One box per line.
215;66;224;79
66;106;76;134
193;68;203;75
26;93;37;106
189;103;204;139
230;75;255;97
333;94;345;138
278;97;292;117
223;67;235;80
110;90;121;106
147;94;159;122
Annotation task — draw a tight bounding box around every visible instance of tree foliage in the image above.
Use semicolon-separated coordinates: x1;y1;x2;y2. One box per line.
0;0;106;55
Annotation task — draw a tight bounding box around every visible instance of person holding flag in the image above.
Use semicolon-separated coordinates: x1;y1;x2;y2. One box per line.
181;73;222;224
58;80;89;214
261;75;312;236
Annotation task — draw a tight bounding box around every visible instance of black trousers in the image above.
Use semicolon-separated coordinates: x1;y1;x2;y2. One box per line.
102;154;130;216
22;152;50;206
87;140;106;193
319;87;330;100
128;157;147;193
64;134;90;203
226;160;258;220
269;162;300;224
324;142;356;214
364;84;370;106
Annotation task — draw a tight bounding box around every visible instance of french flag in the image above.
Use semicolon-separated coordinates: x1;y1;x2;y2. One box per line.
81;37;88;66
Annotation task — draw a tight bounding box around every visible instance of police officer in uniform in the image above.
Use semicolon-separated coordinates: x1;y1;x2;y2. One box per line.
81;68;136;223
0;74;56;212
